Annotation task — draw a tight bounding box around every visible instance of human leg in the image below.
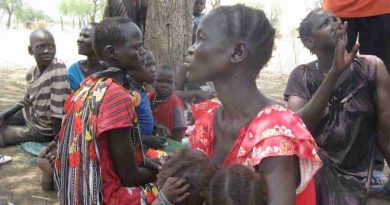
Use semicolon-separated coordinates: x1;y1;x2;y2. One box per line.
3;110;26;125
357;14;390;72
37;146;55;190
1;124;52;147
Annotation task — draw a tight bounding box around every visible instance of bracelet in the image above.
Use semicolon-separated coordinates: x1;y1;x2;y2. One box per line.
158;191;174;205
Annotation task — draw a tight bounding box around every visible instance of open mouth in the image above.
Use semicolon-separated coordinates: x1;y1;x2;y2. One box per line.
42;55;54;60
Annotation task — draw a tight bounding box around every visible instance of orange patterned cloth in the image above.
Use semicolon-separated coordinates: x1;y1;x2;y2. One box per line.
189;105;322;205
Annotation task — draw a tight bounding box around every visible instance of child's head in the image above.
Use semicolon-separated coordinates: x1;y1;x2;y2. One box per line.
28;28;56;68
185;5;275;83
129;50;157;84
77;23;98;56
298;9;338;54
154;64;175;98
157;148;214;205
93;17;146;72
208;165;267;205
193;0;206;17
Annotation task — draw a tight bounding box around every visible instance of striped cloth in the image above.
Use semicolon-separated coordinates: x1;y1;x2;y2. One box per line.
21;58;71;136
56;68;156;205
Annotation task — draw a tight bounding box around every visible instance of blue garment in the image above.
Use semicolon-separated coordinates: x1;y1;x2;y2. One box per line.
67;61;85;91
135;87;154;135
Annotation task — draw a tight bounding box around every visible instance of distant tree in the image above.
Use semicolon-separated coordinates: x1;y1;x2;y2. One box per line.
15;6;51;28
59;0;96;29
236;0;263;10
266;1;281;32
59;0;104;30
90;0;105;22
59;0;72;29
208;0;221;9
0;0;23;29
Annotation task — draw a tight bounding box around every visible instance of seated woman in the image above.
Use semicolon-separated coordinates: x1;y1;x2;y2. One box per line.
184;5;322;205
67;23;103;91
284;9;390;204
55;18;159;205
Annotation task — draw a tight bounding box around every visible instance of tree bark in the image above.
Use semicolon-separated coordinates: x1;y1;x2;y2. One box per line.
72;15;75;30
209;0;221;9
6;11;12;29
144;0;192;66
60;16;64;30
91;0;98;22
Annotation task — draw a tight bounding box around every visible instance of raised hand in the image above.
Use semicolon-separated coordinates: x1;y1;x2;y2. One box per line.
332;20;360;73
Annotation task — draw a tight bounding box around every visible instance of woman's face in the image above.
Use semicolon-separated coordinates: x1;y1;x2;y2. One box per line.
77;24;94;56
309;10;339;53
184;12;234;83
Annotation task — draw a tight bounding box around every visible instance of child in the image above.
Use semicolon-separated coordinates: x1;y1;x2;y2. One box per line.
153;150;267;205
152;147;215;205
130;50;156;136
37;24;103;190
129;51;168;149
208;165;267;205
0;28;70;147
148;64;186;142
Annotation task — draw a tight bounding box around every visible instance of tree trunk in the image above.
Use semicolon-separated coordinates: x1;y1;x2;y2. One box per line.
72;15;75;30
78;16;82;29
210;0;221;9
144;0;193;66
91;0;98;22
6;11;12;29
60;16;64;30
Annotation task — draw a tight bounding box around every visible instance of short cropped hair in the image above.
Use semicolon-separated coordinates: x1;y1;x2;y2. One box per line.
93;17;133;59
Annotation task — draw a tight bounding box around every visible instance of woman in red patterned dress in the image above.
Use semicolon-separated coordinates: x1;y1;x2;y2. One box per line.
183;5;322;205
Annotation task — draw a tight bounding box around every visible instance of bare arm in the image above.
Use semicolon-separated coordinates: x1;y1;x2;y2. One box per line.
172;129;184;142
375;59;390;165
290;69;344;131
0;104;23;120
257;156;298;205
289;21;359;131
53;117;62;137
108;127;157;187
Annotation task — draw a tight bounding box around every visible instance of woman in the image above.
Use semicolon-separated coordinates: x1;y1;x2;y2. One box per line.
67;23;103;91
285;9;390;204
184;5;322;205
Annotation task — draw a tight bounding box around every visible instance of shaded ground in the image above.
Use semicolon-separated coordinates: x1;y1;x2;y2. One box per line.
0;67;58;204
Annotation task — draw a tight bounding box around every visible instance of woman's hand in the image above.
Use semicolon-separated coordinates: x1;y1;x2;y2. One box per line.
332;20;359;74
161;177;190;204
143;135;168;149
145;157;162;171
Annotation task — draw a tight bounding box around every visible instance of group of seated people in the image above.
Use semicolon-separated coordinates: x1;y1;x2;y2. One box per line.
0;4;390;205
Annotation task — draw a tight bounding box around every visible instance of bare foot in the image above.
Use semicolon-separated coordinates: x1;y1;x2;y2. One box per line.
36;157;52;176
36;157;54;191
